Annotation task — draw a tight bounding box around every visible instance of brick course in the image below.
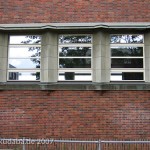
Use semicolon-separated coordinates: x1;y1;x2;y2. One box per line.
0;0;150;23
0;90;149;140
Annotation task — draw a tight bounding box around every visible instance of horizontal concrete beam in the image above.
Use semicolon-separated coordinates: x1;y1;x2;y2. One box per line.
0;82;150;90
0;22;150;30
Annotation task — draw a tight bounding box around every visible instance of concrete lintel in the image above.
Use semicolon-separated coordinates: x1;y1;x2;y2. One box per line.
0;22;150;30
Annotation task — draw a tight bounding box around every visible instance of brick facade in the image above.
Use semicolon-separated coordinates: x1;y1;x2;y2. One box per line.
0;0;150;143
0;0;150;23
0;90;149;140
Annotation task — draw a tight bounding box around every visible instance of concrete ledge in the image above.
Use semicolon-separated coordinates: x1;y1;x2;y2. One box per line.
0;22;150;30
0;82;150;90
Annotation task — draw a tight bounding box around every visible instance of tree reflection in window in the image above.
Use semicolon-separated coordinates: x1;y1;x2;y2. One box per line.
111;47;143;57
111;35;143;44
21;35;41;44
58;35;92;81
59;47;91;57
21;36;41;80
110;34;144;81
59;58;91;68
8;35;41;81
59;35;92;44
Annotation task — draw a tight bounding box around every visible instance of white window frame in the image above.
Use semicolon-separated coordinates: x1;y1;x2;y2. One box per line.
110;34;145;81
7;35;41;81
58;34;93;81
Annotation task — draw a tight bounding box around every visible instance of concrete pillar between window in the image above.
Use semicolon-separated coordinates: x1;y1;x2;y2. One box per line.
144;32;150;82
41;32;58;82
0;33;8;82
93;31;110;82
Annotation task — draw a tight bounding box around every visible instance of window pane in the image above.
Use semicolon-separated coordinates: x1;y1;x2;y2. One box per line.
110;35;143;43
59;72;92;81
59;47;91;57
8;72;40;81
59;58;91;68
10;35;41;44
111;72;144;81
111;47;143;57
111;58;143;68
9;59;40;69
9;47;41;58
59;35;92;44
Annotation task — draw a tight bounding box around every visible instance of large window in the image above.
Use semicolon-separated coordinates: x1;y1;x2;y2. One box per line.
110;34;144;81
58;35;92;81
8;35;41;81
6;33;146;82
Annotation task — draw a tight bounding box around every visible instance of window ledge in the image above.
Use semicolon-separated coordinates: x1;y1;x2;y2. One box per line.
0;82;150;90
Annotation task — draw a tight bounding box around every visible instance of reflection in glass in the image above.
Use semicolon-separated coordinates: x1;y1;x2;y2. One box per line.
111;47;143;57
9;47;41;58
8;72;40;81
59;47;91;57
59;58;91;68
9;58;40;69
111;72;143;81
111;58;143;68
59;35;92;44
10;35;41;44
110;35;143;44
59;72;92;81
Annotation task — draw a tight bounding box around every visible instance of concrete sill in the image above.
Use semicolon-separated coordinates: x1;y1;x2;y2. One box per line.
0;82;150;90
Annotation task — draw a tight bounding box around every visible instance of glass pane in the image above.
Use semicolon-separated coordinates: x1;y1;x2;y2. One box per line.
59;47;91;57
111;58;143;68
59;72;92;81
10;35;41;44
111;72;143;81
59;35;92;44
9;47;41;58
110;35;143;43
59;58;91;68
111;47;143;57
8;72;40;81
9;59;40;69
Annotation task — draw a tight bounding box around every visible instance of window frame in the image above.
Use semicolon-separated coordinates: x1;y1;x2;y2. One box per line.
7;35;41;81
58;34;93;81
110;34;145;81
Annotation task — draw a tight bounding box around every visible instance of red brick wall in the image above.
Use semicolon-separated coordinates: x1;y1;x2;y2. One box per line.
0;90;149;140
0;0;150;23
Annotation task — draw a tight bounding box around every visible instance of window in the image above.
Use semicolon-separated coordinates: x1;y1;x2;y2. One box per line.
110;34;144;81
58;35;92;81
8;35;41;81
